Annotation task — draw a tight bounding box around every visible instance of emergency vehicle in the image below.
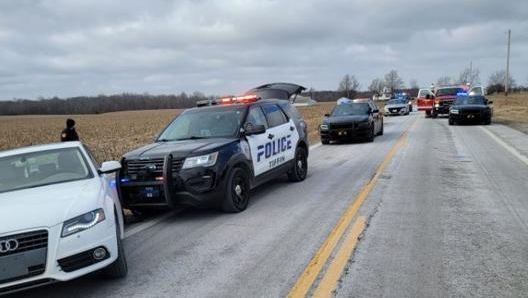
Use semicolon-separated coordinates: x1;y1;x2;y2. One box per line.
116;83;309;213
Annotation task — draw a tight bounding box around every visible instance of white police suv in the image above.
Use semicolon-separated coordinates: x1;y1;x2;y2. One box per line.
117;83;309;213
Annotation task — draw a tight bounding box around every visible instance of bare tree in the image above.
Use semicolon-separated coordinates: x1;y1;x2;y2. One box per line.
384;70;404;92
436;76;453;86
487;70;516;93
368;78;384;95
458;67;481;86
338;74;360;98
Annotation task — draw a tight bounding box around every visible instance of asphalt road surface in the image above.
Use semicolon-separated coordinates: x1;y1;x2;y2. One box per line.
7;111;528;298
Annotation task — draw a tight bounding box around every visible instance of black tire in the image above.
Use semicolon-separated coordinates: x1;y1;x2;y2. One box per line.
221;167;250;213
431;110;438;118
367;125;375;142
484;117;491;125
288;146;308;182
321;139;329;145
102;211;128;278
425;110;431;118
448;118;454;125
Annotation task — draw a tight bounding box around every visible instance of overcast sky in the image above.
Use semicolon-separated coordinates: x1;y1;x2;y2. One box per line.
0;0;527;100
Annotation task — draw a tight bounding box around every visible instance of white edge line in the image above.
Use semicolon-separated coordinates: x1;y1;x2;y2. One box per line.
480;126;528;166
124;210;177;239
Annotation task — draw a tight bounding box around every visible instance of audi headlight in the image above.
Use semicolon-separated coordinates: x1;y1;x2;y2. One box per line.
319;124;329;131
450;109;459;114
182;152;218;169
62;209;105;237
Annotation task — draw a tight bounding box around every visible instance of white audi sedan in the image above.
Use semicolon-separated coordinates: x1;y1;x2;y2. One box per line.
0;141;127;295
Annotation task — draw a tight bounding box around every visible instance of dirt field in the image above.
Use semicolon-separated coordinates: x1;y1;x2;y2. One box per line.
1;93;526;162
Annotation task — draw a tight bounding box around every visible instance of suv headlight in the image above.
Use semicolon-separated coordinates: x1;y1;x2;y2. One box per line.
319;124;329;131
182;152;218;169
450;109;459;114
62;209;105;237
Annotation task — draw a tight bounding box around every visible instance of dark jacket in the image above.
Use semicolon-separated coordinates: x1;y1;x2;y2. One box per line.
61;127;79;142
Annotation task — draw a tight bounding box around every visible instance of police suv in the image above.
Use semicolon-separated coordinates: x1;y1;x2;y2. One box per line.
117;83;309;213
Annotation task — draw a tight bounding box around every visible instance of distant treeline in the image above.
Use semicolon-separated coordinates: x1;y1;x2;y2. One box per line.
0;89;415;116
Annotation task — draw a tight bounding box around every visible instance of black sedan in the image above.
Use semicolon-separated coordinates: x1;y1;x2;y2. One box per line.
448;95;493;125
319;100;383;144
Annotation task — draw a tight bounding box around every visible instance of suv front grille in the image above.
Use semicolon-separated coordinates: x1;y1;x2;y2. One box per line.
125;158;164;181
124;158;185;181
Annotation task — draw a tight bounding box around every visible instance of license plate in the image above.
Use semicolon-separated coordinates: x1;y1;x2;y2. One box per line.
141;186;160;198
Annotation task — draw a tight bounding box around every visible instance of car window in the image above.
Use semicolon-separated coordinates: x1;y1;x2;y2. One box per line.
262;104;288;127
418;89;432;97
278;100;301;120
331;103;370;116
0;147;91;193
436;88;465;96
246;106;269;128
158;106;245;140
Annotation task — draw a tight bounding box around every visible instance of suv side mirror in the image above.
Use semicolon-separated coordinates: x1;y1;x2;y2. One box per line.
244;123;266;135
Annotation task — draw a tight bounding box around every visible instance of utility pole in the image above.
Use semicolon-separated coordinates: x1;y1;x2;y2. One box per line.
505;29;511;96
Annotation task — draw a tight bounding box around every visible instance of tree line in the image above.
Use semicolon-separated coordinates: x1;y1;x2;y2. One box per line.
0;92;212;116
1;67;525;116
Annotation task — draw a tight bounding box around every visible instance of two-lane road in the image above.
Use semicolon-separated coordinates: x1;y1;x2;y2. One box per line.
7;112;528;298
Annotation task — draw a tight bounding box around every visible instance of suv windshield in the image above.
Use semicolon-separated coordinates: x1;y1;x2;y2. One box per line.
157;106;246;141
331;103;369;116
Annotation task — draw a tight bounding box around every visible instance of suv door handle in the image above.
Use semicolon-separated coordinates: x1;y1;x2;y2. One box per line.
290;126;294;131
268;134;274;140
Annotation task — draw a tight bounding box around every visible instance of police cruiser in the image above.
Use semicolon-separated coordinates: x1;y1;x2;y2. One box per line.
117;83;309;213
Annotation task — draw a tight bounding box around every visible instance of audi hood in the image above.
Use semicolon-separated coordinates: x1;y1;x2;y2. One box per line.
0;178;105;233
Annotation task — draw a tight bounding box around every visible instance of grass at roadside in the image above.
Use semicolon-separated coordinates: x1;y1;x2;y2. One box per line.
488;93;528;134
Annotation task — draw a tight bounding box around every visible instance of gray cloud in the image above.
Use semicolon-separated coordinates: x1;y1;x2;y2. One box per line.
0;0;526;100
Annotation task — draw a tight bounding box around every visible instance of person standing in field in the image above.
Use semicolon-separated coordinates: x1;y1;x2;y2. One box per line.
60;118;80;142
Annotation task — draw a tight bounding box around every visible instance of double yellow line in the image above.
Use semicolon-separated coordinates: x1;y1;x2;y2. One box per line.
287;130;409;298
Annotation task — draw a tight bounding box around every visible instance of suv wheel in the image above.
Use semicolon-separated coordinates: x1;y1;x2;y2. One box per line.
222;166;250;213
288;146;307;182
